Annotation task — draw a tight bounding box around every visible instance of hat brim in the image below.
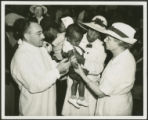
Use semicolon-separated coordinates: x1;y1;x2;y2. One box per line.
5;13;24;26
80;22;106;33
30;5;48;14
104;30;137;44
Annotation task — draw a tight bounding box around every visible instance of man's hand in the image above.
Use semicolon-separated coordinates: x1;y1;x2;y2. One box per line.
56;58;70;75
43;41;52;53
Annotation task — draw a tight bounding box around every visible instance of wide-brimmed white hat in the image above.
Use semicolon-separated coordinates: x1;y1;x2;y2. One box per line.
105;22;137;44
61;16;74;29
5;13;24;26
80;15;108;33
30;5;48;14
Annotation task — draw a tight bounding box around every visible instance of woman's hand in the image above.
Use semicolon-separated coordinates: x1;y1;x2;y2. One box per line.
74;64;85;77
70;55;77;64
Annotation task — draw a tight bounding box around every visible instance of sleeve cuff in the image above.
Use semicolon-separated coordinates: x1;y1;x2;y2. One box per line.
53;68;60;79
99;83;112;96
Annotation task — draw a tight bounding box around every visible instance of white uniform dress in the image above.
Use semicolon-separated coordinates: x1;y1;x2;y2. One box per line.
52;32;66;61
62;33;106;116
96;49;136;116
11;41;60;116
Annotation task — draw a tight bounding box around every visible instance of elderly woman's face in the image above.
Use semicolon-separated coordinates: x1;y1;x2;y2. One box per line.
104;36;119;51
34;7;43;17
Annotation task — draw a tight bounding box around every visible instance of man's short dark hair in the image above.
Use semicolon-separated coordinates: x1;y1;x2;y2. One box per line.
13;18;33;40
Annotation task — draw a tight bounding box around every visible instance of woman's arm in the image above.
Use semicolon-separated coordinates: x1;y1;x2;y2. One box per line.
74;64;107;98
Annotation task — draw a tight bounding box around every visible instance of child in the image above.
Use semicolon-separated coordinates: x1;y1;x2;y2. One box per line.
62;23;89;108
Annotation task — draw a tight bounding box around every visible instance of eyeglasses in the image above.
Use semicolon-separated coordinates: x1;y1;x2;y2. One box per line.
29;31;44;36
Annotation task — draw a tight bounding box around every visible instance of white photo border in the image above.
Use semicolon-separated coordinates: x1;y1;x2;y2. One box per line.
1;0;147;119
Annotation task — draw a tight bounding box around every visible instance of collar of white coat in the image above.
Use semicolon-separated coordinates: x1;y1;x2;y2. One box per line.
18;39;41;51
110;49;130;64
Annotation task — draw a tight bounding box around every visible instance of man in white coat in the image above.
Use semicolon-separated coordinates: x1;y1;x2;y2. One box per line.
62;15;107;116
11;19;71;116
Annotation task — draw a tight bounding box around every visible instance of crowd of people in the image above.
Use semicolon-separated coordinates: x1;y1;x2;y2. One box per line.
5;5;143;116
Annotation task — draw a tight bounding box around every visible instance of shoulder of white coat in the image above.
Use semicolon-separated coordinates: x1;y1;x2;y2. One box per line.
113;50;136;67
13;46;32;63
127;50;136;65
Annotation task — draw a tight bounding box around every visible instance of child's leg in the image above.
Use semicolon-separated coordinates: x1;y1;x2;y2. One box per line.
71;79;79;98
77;80;88;107
78;81;85;100
68;79;80;108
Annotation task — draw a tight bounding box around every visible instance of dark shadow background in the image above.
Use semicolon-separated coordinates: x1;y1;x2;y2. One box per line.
4;4;143;116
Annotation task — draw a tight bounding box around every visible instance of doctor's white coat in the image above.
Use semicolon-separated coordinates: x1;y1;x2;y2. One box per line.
11;41;60;116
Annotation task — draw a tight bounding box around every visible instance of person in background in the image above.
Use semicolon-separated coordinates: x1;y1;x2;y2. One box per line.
74;22;137;116
62;23;89;108
41;16;59;56
29;5;49;25
5;13;24;48
52;16;74;61
5;12;24;115
10;19;71;116
62;15;107;116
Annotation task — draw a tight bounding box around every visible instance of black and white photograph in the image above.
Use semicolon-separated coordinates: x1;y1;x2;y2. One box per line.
1;0;147;119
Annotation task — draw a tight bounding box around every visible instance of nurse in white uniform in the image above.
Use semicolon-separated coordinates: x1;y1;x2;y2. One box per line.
62;15;107;116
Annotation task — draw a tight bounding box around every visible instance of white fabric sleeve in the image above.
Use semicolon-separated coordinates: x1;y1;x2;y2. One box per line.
13;54;60;94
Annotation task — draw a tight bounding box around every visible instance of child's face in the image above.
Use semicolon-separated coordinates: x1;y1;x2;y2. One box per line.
67;31;82;46
87;28;100;43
